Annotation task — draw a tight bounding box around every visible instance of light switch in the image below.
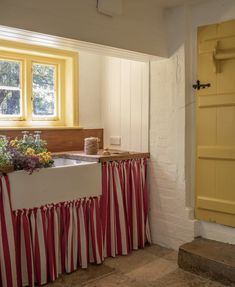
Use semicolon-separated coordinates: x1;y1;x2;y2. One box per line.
110;136;121;146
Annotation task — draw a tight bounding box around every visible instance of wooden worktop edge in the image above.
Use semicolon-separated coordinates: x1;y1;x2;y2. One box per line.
53;151;150;163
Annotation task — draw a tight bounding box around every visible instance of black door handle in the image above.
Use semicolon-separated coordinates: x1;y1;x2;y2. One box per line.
193;80;211;90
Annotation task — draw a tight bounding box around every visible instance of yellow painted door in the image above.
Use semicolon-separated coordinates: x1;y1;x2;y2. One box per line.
196;19;235;227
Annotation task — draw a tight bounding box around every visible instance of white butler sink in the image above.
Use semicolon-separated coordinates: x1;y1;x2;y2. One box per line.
53;158;86;167
8;159;102;210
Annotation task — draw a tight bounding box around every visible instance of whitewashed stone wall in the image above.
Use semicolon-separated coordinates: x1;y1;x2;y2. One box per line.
149;45;198;250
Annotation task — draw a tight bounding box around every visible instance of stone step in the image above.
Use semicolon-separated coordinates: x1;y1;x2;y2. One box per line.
178;238;235;286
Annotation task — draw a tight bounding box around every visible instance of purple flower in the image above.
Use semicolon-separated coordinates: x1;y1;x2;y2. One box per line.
9;147;40;174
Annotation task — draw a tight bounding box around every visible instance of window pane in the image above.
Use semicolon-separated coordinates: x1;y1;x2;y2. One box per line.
32;63;56;117
0;90;21;115
0;59;21;116
0;60;20;87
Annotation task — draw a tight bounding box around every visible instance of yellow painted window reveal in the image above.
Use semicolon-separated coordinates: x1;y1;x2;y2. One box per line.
0;40;79;128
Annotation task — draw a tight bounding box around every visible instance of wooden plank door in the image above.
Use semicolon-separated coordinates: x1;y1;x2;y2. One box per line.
196;19;235;227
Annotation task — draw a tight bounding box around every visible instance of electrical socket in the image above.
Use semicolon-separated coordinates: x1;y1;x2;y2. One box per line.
109;136;121;146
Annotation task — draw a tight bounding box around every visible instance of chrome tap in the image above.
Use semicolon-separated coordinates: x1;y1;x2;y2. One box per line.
22;131;29;143
34;131;41;146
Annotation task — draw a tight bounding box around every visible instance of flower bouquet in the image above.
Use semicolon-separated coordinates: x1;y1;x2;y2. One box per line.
0;137;14;174
0;135;54;174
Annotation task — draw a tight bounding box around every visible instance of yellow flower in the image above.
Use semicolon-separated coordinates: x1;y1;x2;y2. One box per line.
25;147;35;156
38;152;52;164
10;139;18;147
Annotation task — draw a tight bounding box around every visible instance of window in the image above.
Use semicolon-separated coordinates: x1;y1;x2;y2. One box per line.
0;59;22;119
32;62;57;119
0;40;78;128
0;55;61;122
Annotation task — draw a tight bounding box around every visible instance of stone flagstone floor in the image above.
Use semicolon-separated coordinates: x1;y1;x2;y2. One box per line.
47;244;234;287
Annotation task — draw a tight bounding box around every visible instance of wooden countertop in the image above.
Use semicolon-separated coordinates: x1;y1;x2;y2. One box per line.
53;150;150;163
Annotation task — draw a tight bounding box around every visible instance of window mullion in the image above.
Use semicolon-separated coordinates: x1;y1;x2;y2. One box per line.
55;63;59;120
20;58;25;120
25;57;33;121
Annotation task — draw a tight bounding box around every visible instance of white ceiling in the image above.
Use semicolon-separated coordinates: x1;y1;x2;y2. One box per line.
156;0;204;8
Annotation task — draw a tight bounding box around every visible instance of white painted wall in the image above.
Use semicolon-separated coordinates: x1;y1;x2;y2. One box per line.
149;0;235;250
0;0;167;57
101;56;149;152
79;52;149;154
79;52;102;128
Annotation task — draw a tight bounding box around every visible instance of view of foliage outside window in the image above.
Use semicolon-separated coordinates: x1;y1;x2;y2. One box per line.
0;59;58;120
32;63;56;117
0;60;21;116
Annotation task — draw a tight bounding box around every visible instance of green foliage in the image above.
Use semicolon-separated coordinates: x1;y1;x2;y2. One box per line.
0;60;21;115
0;137;13;168
0;60;56;116
0;60;20;87
0;136;53;174
16;138;48;154
33;63;54;89
0;90;20;115
32;63;55;116
33;90;54;116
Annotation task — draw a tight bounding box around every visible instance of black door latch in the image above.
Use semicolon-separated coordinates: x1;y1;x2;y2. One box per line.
192;80;211;90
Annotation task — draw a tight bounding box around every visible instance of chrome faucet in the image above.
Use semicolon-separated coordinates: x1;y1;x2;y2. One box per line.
21;131;41;145
34;131;41;146
22;131;29;143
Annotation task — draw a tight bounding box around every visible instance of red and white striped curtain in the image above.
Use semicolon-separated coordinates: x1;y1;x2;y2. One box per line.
13;198;103;286
0;158;150;287
101;158;151;257
0;176;17;287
